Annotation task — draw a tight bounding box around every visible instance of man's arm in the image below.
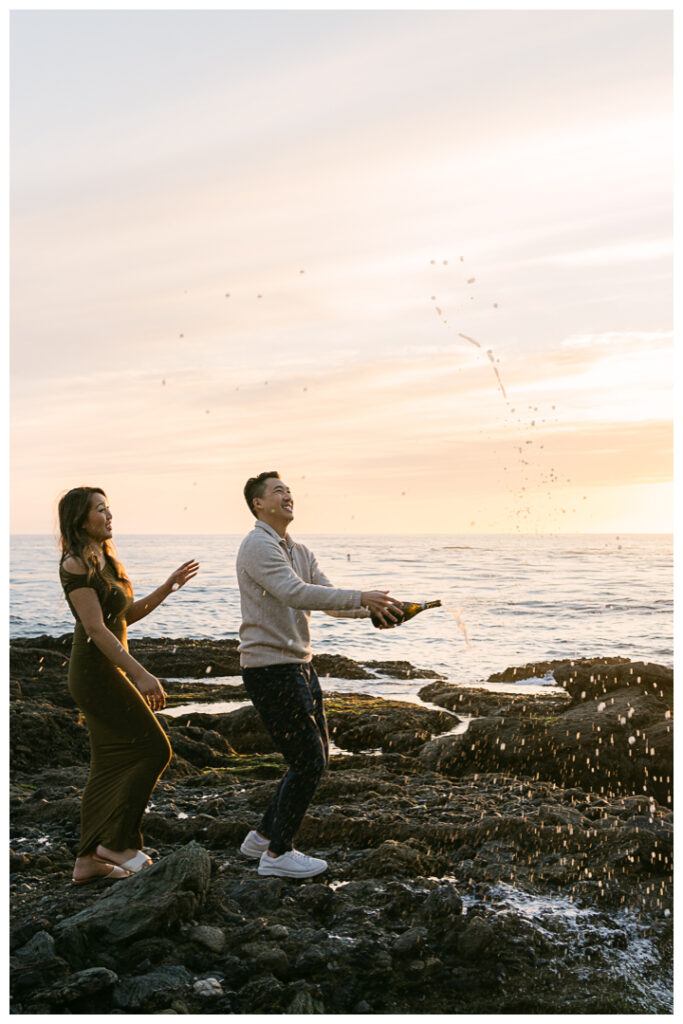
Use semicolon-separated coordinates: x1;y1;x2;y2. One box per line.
308;552;370;619
242;535;362;611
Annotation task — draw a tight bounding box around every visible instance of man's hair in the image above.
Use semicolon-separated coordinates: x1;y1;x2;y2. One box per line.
244;471;280;517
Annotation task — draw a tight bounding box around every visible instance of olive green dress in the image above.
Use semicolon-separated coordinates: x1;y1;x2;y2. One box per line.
60;559;172;857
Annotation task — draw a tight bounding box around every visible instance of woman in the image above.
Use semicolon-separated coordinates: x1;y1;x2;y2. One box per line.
58;486;199;884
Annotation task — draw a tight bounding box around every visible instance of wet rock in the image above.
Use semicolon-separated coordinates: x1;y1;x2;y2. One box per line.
362;660;446;680
54;844;211;967
488;656;632;683
129;637;242;678
113;965;193;1010
325;694;454;754
555;660;673;704
419;885;463;923
163;680;247;706
419;681;568;717
312;653;374;679
165;724;237;768
425;678;672;806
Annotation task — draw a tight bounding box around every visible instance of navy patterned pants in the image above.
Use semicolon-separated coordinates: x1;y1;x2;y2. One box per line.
241;662;329;855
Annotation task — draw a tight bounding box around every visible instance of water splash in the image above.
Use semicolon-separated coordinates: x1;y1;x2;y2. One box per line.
446;604;472;649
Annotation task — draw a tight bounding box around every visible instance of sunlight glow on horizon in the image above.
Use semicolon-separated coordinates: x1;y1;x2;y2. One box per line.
10;10;673;535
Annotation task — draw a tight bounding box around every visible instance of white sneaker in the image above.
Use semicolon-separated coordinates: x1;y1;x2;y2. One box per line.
240;830;270;859
258;849;328;878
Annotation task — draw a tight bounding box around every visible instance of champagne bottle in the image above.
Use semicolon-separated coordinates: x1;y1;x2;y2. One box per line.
371;599;441;630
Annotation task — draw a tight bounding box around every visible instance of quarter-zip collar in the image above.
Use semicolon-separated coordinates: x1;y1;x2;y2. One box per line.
254;519;295;551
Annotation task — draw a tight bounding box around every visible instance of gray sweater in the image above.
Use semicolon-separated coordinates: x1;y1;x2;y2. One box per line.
236;520;369;667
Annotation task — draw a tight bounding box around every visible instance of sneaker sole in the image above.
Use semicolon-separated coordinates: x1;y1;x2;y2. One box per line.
240;844;267;859
257;862;328;878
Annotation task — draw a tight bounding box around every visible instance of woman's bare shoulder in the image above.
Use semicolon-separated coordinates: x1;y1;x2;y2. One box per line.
61;554;87;574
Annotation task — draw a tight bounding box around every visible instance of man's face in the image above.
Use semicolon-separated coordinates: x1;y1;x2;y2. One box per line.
255;478;294;524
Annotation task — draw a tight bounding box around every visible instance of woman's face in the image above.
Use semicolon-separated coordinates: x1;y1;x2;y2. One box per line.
83;492;113;544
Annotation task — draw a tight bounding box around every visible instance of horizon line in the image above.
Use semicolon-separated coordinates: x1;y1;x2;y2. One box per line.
10;531;674;538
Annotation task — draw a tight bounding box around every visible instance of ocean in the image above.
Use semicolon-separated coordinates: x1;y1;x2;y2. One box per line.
10;533;673;692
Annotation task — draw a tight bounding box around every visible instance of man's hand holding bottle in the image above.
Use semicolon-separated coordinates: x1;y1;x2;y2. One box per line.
360;591;405;627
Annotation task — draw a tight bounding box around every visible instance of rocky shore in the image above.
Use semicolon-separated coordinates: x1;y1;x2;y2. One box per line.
10;636;673;1014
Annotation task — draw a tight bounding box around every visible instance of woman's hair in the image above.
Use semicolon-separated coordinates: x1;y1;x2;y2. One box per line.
57;486;131;593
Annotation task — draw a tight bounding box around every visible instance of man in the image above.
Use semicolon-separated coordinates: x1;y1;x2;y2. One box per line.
236;470;402;879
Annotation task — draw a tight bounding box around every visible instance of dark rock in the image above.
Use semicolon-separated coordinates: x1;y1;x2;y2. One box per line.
419;885;463;922
297;883;337;920
458;916;494;958
54;843;211;967
165;724;237;767
325;694;454;754
294;946;328;975
129;637;242;678
113;965;193;1010
237;974;286;1012
418;681;567;717
351;840;431;878
487;656;632;683
11;700;89;771
10;916;53;951
9;849;28;873
361;660;446;680
392;926;427;956
285;982;326;1013
424;681;672;806
212;705;277;754
45;966;118;1003
555;660;673;704
312;653;374;679
9;645;72;682
13;929;58;964
11;930;70;995
254;947;291;980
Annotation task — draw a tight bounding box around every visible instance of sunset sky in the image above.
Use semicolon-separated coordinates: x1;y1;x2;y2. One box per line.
10;8;673;535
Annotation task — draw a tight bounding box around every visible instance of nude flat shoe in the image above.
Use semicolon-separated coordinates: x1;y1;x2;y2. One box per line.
71;862;132;885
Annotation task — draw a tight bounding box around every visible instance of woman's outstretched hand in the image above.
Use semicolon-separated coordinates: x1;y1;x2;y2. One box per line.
167;559;200;592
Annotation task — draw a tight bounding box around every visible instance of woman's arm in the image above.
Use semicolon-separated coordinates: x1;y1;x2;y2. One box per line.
126;559;199;625
68;585;166;710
